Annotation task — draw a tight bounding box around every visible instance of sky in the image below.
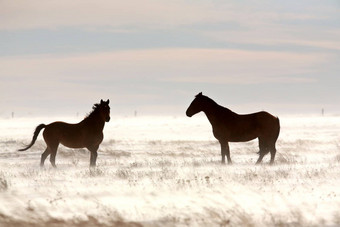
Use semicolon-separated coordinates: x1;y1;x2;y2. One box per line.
1;0;340;117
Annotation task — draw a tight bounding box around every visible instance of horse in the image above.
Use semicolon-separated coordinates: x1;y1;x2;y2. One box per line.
186;93;280;165
18;99;111;167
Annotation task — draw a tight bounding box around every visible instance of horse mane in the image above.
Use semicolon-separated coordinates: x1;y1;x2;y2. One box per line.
202;94;235;114
201;94;218;105
85;103;101;119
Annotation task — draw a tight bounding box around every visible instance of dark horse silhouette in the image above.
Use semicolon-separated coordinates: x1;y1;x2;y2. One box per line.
186;93;280;165
19;99;110;167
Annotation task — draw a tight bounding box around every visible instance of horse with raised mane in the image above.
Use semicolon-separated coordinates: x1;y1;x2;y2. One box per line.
19;99;111;167
186;93;280;165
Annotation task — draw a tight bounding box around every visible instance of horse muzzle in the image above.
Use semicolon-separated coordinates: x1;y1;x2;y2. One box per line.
106;116;111;122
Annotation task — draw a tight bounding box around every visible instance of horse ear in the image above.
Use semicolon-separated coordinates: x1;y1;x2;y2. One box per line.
196;92;203;97
107;99;110;104
100;99;104;104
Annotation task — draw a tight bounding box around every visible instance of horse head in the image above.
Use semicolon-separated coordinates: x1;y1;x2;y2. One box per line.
186;92;204;117
99;99;111;122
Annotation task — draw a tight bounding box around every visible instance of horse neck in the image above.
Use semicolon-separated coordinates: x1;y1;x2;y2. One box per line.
82;114;105;131
202;99;234;125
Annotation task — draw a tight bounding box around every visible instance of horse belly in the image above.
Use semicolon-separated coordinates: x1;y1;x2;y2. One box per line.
229;133;258;142
60;134;85;148
60;140;84;149
59;127;87;148
219;126;259;142
229;116;262;142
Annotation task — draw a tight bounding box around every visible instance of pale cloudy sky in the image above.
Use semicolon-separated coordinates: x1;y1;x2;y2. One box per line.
1;0;339;117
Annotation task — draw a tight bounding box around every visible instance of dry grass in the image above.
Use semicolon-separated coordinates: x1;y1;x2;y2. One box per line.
1;116;340;226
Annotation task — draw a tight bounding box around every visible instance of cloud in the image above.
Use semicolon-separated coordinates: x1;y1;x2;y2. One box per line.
1;48;324;84
0;47;337;116
2;0;338;55
3;1;335;31
0;0;224;31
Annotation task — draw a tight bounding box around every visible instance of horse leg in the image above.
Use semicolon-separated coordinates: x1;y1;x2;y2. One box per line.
256;152;265;165
269;146;276;165
220;142;232;164
49;144;59;168
88;145;99;167
220;142;226;164
40;148;50;167
90;151;98;167
256;138;268;165
225;143;232;164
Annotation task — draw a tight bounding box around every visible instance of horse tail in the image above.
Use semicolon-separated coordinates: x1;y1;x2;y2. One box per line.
18;124;46;151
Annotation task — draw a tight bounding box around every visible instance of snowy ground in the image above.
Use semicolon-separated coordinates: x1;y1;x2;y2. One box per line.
0;115;340;226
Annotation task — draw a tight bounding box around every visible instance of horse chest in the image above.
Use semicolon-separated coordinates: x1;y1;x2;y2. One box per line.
212;127;229;141
85;130;103;144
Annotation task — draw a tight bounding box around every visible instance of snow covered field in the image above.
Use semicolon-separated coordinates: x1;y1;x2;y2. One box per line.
0;115;340;226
